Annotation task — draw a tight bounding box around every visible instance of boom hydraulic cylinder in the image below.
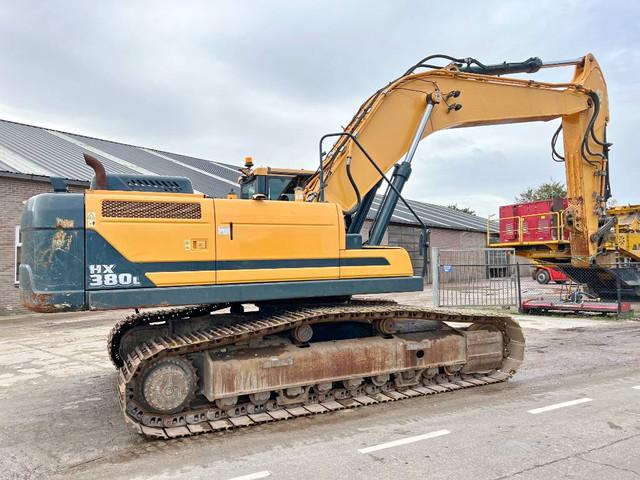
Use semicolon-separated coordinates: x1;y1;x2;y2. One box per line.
368;95;436;245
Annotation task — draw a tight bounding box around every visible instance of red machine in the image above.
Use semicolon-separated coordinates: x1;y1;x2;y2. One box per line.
521;298;631;315
533;265;568;284
499;198;569;244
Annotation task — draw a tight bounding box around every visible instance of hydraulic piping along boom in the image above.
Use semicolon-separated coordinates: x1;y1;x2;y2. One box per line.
459;57;583;76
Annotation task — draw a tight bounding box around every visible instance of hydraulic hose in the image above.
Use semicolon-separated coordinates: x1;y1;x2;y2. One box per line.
344;156;362;216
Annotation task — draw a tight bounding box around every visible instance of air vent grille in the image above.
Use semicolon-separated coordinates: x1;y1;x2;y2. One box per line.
125;178;186;192
102;200;202;219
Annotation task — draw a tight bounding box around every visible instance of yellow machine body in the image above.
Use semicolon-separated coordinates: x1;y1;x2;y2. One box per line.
21;52;617;312
86;190;413;287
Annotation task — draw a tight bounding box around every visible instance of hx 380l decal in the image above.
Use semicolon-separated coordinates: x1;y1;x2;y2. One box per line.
88;264;141;288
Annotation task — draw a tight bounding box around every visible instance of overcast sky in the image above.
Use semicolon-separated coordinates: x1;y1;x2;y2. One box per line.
1;0;638;216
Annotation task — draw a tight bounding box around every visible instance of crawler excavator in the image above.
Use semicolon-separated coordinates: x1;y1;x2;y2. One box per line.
20;53;612;438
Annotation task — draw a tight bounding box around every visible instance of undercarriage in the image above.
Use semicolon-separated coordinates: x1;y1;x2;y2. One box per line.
109;299;525;439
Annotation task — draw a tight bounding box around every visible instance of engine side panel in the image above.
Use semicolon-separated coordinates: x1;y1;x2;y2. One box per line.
213;198;342;284
85;190;215;289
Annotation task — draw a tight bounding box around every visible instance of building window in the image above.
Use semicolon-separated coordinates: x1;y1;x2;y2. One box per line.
14;226;21;286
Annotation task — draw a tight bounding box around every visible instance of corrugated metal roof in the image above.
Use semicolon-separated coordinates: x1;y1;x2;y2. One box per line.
63;133;239;198
368;195;492;233
0;118;492;232
0;120;138;181
157;151;241;184
0;157;15;171
0;119;240;198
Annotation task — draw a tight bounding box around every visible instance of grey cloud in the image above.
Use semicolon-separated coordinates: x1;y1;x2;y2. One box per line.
0;0;637;216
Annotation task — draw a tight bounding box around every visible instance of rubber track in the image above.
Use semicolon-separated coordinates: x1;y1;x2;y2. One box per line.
116;302;524;439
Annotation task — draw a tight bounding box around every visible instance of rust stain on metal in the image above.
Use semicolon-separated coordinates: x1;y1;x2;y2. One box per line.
21;291;59;313
115;301;524;438
201;333;470;400
34;218;77;269
56;217;74;229
51;230;72;251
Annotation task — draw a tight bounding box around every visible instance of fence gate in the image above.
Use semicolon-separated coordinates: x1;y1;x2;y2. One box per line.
432;247;519;308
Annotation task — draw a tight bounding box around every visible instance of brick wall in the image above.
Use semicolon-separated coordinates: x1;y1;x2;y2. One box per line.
362;220;487;282
0;177;86;312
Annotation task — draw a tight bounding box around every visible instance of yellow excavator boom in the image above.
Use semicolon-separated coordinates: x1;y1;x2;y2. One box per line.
305;54;609;264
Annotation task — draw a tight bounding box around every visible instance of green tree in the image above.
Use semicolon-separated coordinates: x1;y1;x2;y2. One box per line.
516;179;566;203
447;204;476;215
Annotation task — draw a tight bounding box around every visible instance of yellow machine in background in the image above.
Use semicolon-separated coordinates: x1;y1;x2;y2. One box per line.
20;53;615;438
606;204;640;261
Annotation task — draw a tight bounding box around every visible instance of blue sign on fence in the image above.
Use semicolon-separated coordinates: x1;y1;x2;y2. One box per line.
443;265;453;273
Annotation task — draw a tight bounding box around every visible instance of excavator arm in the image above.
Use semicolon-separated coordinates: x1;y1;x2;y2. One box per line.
304;54;609;265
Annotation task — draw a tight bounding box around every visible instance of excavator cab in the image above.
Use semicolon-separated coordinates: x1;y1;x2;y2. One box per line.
238;158;313;201
239;167;313;201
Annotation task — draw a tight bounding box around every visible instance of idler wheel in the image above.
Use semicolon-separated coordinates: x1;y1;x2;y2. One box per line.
443;364;463;376
343;378;363;390
139;357;197;414
314;382;333;394
215;396;238;409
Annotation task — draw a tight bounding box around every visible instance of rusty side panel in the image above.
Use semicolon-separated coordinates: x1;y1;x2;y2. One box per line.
200;331;469;400
462;330;504;373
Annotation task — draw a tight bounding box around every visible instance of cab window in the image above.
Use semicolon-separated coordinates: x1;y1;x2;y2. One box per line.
241;175;295;200
267;176;293;200
240;178;256;199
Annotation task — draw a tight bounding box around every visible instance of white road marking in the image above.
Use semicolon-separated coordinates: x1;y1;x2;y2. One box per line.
528;398;592;414
633;386;640;390
358;429;451;454
226;471;270;480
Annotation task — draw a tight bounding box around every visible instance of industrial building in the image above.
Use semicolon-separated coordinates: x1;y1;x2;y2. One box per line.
0;119;490;312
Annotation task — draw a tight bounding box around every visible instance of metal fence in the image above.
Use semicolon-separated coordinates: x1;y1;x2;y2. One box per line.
518;261;639;317
432;247;519;308
432;247;638;317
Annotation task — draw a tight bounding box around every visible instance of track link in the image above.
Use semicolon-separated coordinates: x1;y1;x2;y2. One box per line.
114;301;525;439
108;304;222;367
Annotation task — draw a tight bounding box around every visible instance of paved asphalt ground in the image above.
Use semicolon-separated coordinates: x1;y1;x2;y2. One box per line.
1;293;639;480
